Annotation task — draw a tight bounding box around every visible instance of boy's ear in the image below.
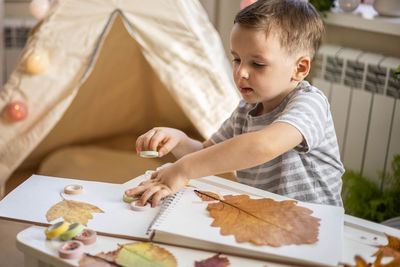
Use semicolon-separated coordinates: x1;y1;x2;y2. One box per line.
292;56;311;82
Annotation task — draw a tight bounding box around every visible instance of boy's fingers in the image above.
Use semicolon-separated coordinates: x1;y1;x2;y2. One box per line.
143;129;157;151
149;131;166;152
140;186;160;206
150;171;158;180
125;186;145;196
139;180;153;186
135;137;142;155
158;140;176;158
151;188;171;207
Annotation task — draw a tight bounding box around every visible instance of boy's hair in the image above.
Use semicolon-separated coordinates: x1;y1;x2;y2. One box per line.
234;0;323;59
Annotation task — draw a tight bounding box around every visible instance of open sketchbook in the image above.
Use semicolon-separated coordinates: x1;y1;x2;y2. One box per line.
0;174;344;266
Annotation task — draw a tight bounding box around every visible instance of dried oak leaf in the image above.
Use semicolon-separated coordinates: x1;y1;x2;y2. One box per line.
374;234;400;258
46;199;104;226
374;253;400;267
343;255;371;267
345;254;400;267
115;242;177;267
344;234;400;267
195;190;320;247
195;254;230;267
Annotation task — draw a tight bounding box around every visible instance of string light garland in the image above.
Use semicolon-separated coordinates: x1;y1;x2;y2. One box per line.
240;0;258;10
5;101;29;122
2;0;53;122
26;51;50;74
338;0;360;12
30;0;50;20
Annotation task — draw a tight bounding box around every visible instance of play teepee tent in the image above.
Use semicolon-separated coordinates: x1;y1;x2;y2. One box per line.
0;0;239;196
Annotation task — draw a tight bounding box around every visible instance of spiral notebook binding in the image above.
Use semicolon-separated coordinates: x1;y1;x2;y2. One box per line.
146;188;186;236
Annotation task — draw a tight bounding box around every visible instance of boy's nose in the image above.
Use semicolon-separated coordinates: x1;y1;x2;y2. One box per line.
237;66;249;80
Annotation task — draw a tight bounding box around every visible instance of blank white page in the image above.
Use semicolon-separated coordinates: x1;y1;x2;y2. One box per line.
0;174;157;240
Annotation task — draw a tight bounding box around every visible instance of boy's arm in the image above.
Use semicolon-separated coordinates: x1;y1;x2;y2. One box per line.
171;138;214;159
130;122;303;206
178;121;303;179
171;135;205;159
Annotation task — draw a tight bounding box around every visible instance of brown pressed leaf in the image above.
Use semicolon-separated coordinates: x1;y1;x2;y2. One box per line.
195;254;230;267
195;190;320;247
46;199;104;226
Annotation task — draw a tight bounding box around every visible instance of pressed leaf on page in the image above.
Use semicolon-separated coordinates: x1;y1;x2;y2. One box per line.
115;242;177;267
195;254;230;267
195;190;320;247
46;199;104;226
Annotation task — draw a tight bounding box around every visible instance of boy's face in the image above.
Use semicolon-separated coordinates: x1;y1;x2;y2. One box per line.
230;24;298;114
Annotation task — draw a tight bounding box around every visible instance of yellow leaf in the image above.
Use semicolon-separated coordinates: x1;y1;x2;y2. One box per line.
195;190;320;247
115;242;177;267
46;199;104;226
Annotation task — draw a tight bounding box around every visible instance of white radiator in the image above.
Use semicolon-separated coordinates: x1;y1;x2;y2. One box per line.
312;45;400;185
3;17;36;85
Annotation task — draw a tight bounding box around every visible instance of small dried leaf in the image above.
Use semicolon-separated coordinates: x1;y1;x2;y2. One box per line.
195;191;320;247
115;242;177;267
374;253;400;267
343;255;371;267
374;234;400;258
386;234;400;250
195;254;230;267
378;247;400;258
79;252;120;267
345;234;400;267
46;199;104;226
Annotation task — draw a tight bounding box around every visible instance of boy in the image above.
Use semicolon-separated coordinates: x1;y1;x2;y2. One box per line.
126;0;344;207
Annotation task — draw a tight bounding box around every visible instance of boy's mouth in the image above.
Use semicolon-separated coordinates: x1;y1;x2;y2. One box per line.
239;87;253;94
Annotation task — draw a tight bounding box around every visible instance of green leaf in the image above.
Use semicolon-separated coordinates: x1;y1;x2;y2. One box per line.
309;0;335;17
115;242;177;267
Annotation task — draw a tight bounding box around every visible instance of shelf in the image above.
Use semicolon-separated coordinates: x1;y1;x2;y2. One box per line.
324;4;400;37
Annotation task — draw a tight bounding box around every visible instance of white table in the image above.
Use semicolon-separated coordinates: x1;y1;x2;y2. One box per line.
17;225;289;267
8;173;400;267
16;214;400;267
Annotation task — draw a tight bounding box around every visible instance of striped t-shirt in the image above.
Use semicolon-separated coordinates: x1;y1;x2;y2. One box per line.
210;80;344;206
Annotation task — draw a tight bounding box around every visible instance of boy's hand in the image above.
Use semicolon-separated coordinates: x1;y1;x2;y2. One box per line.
125;163;189;207
136;127;186;157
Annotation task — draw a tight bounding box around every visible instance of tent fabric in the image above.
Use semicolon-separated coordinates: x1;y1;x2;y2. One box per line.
0;0;239;191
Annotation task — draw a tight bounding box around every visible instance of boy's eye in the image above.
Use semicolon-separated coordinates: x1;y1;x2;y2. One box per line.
232;58;241;64
253;62;266;68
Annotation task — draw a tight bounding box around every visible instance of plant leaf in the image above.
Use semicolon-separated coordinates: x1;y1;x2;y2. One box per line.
195;191;320;247
115;242;177;267
195;254;230;267
46;199;104;226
